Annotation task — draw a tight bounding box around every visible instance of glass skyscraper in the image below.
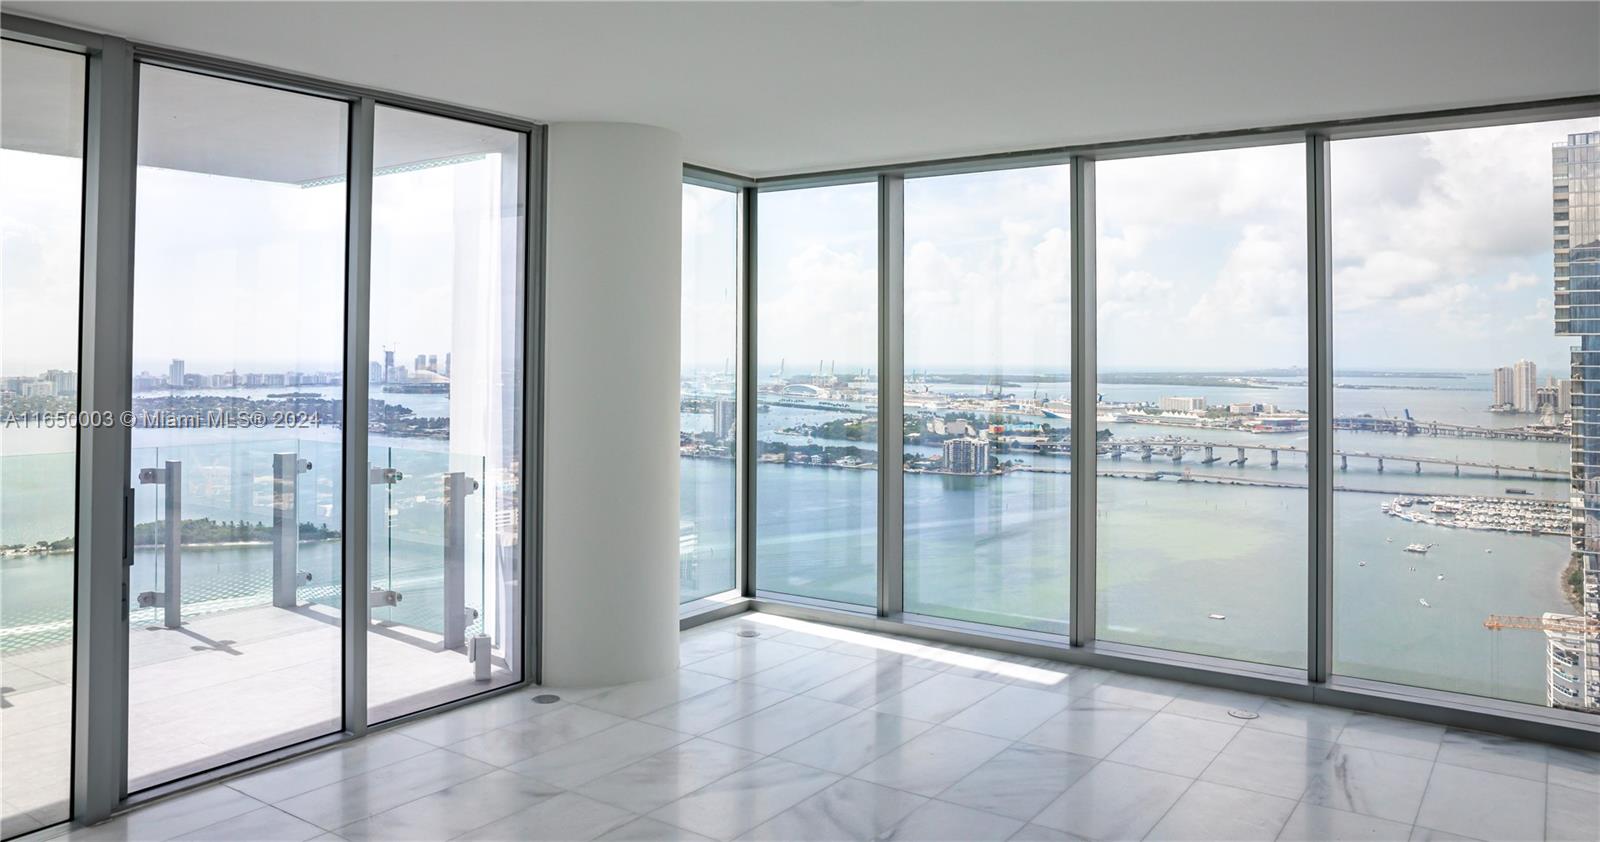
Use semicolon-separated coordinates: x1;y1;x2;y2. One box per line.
1552;130;1600;711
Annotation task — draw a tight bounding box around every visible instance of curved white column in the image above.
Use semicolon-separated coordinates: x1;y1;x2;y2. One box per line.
541;122;682;687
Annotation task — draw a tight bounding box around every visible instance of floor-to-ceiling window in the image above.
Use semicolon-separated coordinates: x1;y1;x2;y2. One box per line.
1331;117;1600;718
366;106;525;722
755;182;879;607
902;165;1073;634
680;182;739;602
1095;144;1309;667
0;37;85;838
128;65;348;789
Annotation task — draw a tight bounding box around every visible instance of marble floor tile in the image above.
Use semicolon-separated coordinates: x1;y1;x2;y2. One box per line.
869;673;1007;724
1076;674;1184;711
1337;712;1445;761
1414;762;1547;842
683;640;815;680
1277;803;1413;842
168;806;324;842
576;739;764;815
677;630;747;664
1030;760;1191;841
1144;780;1295;842
803;661;939;708
509;720;691;788
747;650;871;695
579;671;731;720
1019;698;1153;759
647;756;839;841
936;743;1097;822
226;732;435;803
1299;743;1434;824
879;799;1024;842
941;685;1072;740
1434;728;1549;782
703;694;857;755
598;817;716;842
333;769;561;841
1243;697;1353;743
1408;827;1480;842
272;748;494;830
449;705;630;767
738;777;925;841
392;692;572;748
638;681;793;736
773;709;933;776
456;792;636;842
61;787;266;842
1008;823;1077;841
1199;728;1335;800
852;726;1012;797
1021;664;1114;699
1103;712;1239;777
1160;685;1267;724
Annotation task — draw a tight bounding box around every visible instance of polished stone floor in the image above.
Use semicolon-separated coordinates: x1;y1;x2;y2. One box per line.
25;611;1600;841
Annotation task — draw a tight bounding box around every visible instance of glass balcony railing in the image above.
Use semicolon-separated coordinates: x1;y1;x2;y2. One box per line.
0;439;495;648
127;438;344;629
366;446;489;644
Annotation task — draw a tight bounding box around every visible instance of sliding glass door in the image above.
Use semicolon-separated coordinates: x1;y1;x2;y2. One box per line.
366;105;526;723
127;65;349;789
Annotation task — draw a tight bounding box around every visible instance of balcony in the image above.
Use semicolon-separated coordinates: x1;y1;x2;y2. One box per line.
0;440;517;833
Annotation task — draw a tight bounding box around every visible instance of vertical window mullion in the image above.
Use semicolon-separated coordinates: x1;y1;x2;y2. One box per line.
738;186;757;600
1070;156;1097;647
878;174;905;618
1307;135;1333;684
341;95;374;736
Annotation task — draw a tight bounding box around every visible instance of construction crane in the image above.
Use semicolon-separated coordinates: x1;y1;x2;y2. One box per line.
1483;614;1600;635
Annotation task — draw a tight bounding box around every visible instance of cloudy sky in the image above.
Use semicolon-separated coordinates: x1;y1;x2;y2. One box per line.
1;142;516;380
734;116;1597;376
6;114;1596;382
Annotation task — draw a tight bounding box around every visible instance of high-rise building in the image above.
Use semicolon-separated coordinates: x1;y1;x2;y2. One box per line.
168;358;185;389
942;437;991;475
1513;359;1538;412
713;397;737;442
1493;365;1514;408
383;348;396;383
1159;396;1207;412
415;354;427;373
1551;130;1600;712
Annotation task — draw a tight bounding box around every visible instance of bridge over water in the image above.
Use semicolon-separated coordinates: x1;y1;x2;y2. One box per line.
1093;438;1564;480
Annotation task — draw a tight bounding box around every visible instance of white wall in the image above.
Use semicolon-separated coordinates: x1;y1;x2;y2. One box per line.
541;122;682;686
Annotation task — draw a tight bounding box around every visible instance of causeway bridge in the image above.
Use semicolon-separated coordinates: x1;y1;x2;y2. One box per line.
1095;438;1564;479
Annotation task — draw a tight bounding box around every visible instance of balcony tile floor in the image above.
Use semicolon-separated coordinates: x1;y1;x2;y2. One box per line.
20;611;1600;842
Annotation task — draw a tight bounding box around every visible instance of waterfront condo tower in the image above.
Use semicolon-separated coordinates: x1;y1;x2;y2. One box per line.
1551;130;1600;711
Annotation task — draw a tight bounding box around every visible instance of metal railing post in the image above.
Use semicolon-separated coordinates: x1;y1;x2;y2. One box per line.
137;460;181;629
272;453;313;608
443;471;479;650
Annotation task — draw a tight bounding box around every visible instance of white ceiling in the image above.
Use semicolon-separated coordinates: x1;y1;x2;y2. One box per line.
8;1;1600;178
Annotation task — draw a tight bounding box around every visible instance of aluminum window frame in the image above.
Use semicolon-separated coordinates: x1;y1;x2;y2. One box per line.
722;93;1600;751
0;12;546;834
676;169;747;611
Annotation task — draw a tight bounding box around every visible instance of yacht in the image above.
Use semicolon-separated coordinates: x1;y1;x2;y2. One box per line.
1403;543;1432;554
